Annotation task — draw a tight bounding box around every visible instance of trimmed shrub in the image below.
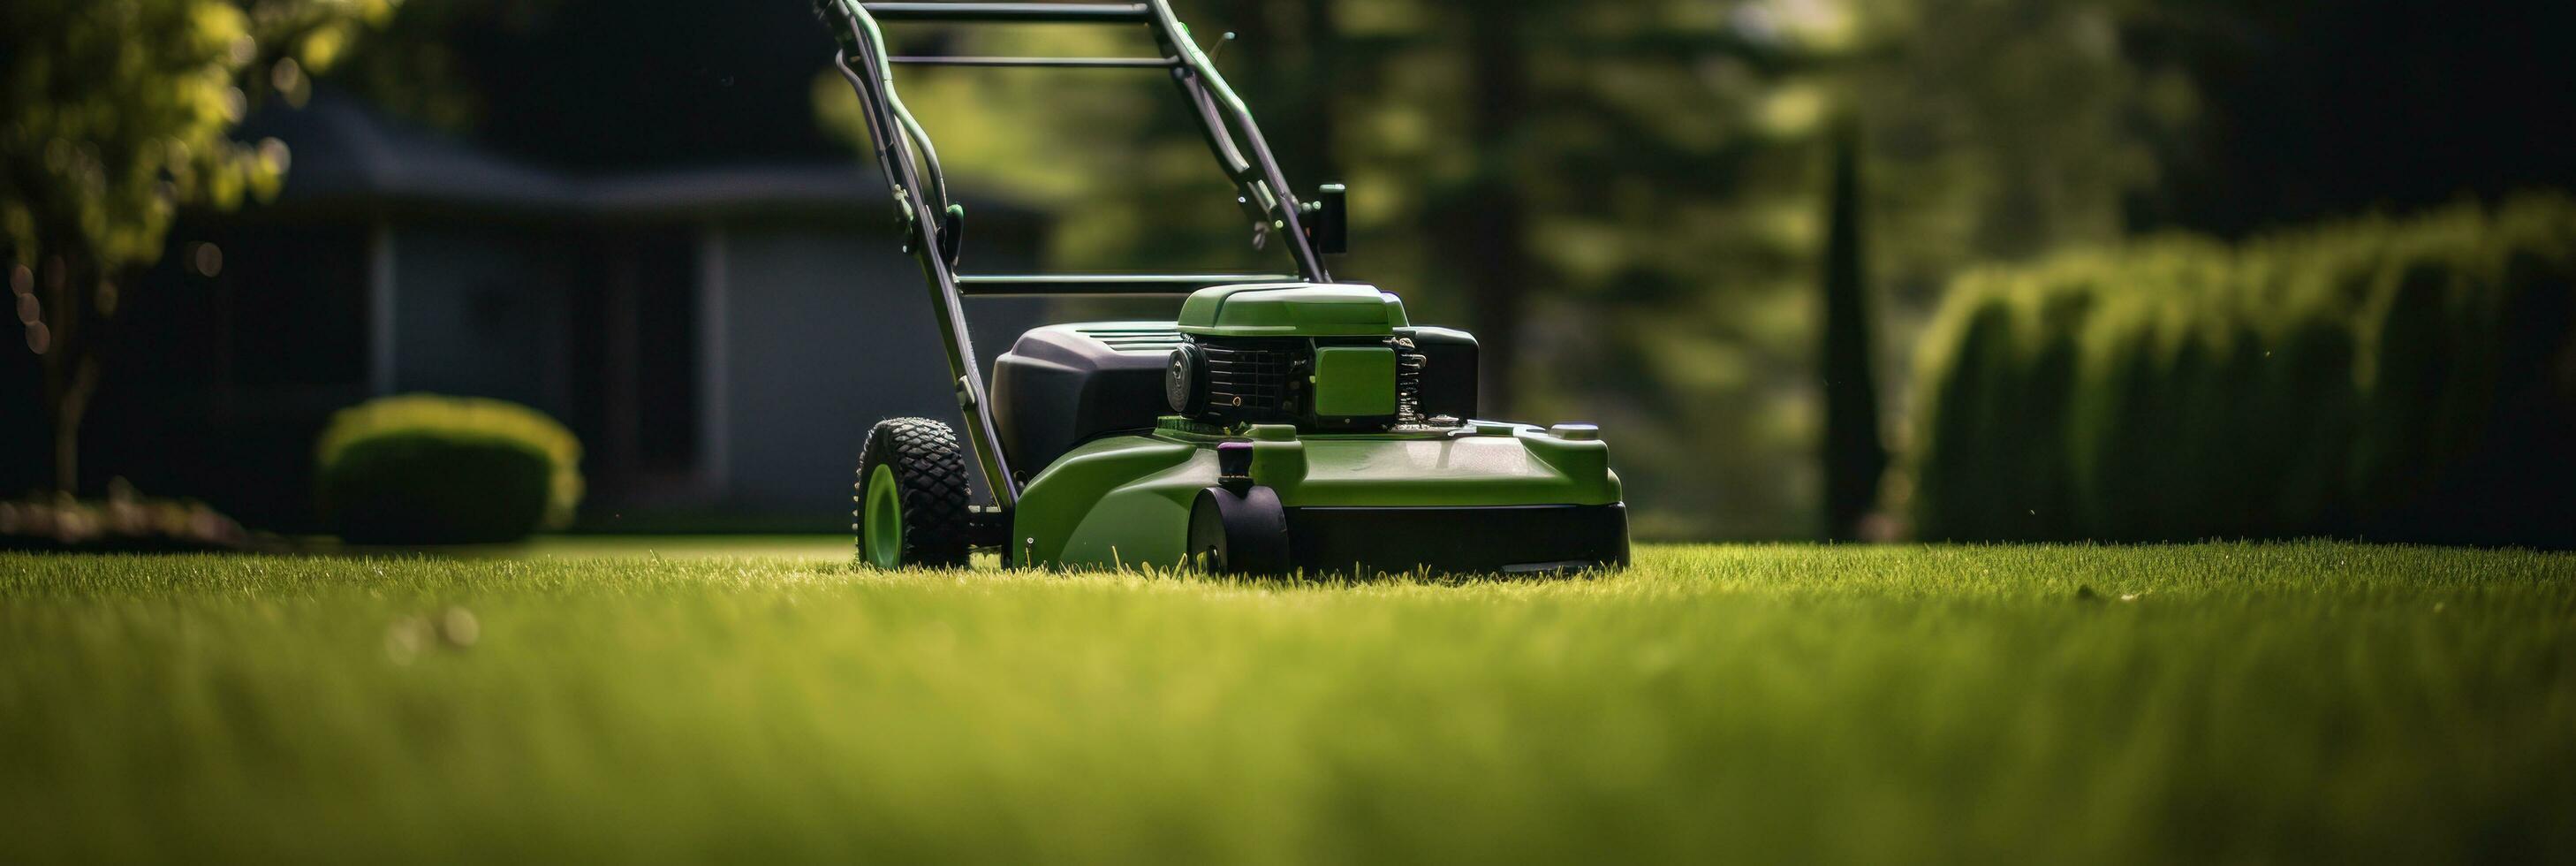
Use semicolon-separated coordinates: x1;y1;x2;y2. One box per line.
316;395;583;544
1910;194;2576;546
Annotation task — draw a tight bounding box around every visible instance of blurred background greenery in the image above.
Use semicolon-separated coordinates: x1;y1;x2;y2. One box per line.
5;0;2572;545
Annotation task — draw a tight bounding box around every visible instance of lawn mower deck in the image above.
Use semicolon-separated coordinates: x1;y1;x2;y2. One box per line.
815;1;1629;574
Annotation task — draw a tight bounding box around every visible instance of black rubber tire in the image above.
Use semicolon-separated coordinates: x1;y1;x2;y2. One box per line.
855;417;973;567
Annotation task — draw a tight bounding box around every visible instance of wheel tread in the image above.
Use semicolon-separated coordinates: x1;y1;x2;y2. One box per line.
856;417;974;566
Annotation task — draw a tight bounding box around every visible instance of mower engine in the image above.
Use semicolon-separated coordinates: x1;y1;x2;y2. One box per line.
1159;283;1478;435
1163;329;1476;432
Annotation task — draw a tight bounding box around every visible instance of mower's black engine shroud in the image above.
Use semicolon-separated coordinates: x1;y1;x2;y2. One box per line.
989;323;1481;481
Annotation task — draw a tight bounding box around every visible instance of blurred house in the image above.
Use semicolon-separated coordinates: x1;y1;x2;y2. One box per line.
83;94;1052;531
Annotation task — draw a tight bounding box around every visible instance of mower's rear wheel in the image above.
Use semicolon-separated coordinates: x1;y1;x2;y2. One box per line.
855;417;972;568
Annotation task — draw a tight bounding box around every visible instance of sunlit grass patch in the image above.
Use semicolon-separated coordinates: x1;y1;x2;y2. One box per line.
3;542;2572;863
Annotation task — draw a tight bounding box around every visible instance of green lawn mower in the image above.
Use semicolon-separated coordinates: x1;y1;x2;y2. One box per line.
816;0;1628;574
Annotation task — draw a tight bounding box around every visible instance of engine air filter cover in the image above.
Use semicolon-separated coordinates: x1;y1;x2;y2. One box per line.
1176;283;1408;338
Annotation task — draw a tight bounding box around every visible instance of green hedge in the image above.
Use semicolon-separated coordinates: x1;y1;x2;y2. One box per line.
316;395;584;545
1910;195;2576;545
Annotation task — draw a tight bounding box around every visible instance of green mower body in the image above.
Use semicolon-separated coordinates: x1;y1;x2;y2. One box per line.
818;1;1630;574
1003;285;1625;573
1011;423;1625;573
985;284;1627;574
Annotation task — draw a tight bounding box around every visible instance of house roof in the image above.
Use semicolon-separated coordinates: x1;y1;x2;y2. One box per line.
582;165;913;221
244;93;575;213
237;92;1036;223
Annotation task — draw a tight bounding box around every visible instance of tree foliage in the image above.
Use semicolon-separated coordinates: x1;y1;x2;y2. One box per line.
812;0;2161;537
1;0;397;492
330;0;842;169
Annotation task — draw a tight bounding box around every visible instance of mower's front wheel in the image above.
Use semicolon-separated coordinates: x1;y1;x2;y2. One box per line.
855;417;973;569
1188;486;1292;576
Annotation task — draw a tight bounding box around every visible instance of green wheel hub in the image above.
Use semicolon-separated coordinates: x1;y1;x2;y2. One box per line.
863;463;904;569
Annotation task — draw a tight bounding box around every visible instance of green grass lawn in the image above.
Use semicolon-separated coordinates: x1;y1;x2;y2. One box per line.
4;542;2572;863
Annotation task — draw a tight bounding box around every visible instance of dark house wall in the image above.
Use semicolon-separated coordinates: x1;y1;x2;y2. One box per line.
67;203;1053;533
7;2;1066;531
391;224;573;411
714;217;1049;519
72;218;374;529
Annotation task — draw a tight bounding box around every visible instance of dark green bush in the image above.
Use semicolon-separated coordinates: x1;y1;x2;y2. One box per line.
316;396;583;545
1910;195;2576;545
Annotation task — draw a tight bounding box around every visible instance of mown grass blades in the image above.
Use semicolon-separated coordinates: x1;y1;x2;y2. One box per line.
3;542;2572;863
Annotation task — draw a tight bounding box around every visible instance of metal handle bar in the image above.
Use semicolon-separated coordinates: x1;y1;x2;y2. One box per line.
831;50;954;232
860;3;1149;23
1139;0;1324;279
890;56;1178;68
822;1;1019;503
843;0;1326;278
814;0;1338;506
956;273;1299;295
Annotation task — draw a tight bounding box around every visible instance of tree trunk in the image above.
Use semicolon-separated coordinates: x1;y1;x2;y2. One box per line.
34;251;104;496
1223;0;1337;200
1297;0;1337;185
1451;4;1533;417
49;356;97;495
1821;120;1890;540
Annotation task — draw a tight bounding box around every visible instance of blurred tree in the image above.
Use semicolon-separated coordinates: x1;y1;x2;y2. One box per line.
319;0;2574;540
1436;3;1534;414
1841;0;2168;300
334;0;844;168
1225;0;1338;186
321;0;557;133
2125;0;2576;238
808;0;2162;538
2;0;399;494
1819;118;1884;541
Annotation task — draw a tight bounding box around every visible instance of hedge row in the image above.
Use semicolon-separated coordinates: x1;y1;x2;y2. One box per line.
1910;194;2576;545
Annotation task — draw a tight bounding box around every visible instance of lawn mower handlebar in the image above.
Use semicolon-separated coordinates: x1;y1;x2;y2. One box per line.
815;0;1340;505
859;3;1150;24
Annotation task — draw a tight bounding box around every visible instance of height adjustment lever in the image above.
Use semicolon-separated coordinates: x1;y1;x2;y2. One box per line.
1216;441;1255;492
